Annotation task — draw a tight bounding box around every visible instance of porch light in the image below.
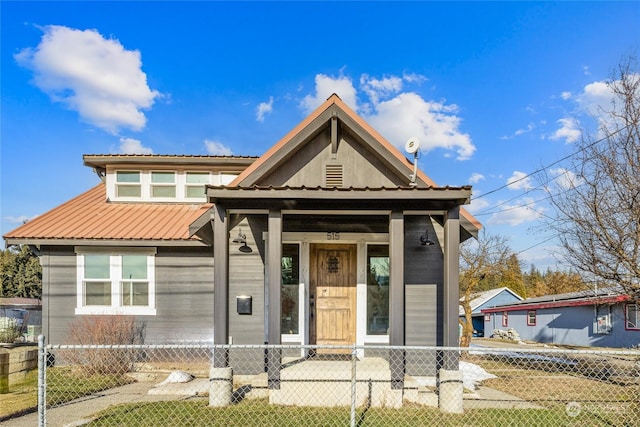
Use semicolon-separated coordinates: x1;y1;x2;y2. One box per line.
232;229;253;252
420;230;435;246
232;229;246;244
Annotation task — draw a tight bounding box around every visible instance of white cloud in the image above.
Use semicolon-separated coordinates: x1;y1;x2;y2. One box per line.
300;74;358;113
118;137;153;154
402;72;428;84
487;198;544;226
506;171;534;190
15;25;160;134
3;215;37;224
360;74;403;104
300;72;475;160
365;92;475;160
468;173;485;184
256;96;274;122
560;91;572;100
549;167;585;191
465;197;491;214
583;65;591;76
550;117;581;144
577;81;613;116
204;139;233;156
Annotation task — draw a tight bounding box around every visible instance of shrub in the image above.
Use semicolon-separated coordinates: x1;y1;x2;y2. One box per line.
0;317;21;343
62;315;145;375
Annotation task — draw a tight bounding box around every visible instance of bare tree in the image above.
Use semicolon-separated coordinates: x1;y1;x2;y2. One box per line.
459;231;513;347
545;57;640;299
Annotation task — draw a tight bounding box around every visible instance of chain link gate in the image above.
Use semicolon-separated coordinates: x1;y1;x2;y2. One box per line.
26;338;640;426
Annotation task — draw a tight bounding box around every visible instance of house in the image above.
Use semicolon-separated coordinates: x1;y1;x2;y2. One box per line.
459;287;523;337
482;288;639;348
0;298;42;342
4;94;481;386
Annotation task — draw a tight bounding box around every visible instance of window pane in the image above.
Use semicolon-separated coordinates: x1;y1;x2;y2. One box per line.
151;171;175;183
85;255;110;279
117;185;141;197
186;186;205;198
186;172;210;184
367;245;389;335
85;281;111;305
116;171;140;183
122;281;149;306
122;255;147;280
281;244;299;334
152;186;176;198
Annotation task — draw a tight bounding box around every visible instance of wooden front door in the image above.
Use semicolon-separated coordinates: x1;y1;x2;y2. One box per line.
310;244;357;351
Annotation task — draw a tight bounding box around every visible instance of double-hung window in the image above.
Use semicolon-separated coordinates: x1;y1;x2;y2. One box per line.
185;172;210;199
151;171;176;198
116;171;141;198
76;248;156;315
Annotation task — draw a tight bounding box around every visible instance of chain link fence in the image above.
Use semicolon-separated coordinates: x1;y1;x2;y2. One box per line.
16;339;640;426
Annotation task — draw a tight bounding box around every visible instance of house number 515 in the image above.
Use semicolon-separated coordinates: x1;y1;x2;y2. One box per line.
327;232;340;240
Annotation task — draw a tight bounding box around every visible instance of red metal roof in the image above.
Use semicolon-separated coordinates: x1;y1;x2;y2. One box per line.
3;184;210;243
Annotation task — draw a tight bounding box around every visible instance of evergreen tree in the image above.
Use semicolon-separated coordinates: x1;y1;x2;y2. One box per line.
0;246;42;298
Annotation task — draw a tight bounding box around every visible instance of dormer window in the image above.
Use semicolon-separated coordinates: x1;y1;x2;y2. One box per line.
151;171;176;198
116;171;141;198
107;169;236;202
185;172;210;199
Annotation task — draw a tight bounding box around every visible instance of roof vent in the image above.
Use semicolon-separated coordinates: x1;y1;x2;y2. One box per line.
325;164;343;187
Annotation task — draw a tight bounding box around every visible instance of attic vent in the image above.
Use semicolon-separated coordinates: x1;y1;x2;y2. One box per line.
325;164;343;187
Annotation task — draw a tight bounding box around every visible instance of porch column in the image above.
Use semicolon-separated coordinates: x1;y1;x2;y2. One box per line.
442;205;460;367
212;204;229;366
210;203;232;407
438;206;463;414
389;210;405;389
267;209;282;389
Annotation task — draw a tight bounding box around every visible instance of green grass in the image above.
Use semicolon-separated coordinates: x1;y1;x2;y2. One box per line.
0;367;131;420
83;398;622;427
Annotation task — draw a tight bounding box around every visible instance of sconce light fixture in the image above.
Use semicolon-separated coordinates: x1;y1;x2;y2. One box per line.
232;228;253;253
420;229;435;246
232;229;246;244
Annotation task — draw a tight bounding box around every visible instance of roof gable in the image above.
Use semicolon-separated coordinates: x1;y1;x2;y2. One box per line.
231;93;481;234
233;94;438;188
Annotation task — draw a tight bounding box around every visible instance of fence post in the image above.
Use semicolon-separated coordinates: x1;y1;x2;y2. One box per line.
37;335;46;427
350;345;357;427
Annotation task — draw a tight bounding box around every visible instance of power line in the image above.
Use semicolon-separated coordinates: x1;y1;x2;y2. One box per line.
471;124;627;201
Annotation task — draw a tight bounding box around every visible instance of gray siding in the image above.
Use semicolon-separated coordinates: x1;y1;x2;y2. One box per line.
228;217;267;345
40;245;215;345
259;129;405;188
153;247;214;343
404;216;443;346
40;247;77;344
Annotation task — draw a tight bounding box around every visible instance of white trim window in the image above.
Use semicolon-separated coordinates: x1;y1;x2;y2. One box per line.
76;248;157;315
115;171;142;198
185;171;210;200
151;171;176;198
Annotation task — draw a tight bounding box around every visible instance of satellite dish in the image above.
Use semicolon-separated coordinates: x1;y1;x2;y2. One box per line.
405;137;420;154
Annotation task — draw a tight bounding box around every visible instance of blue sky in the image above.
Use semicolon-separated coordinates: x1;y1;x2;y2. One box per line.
1;1;639;270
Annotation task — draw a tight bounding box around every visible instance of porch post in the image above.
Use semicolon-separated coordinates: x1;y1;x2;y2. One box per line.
443;206;460;357
267;209;282;389
389;210;405;389
212;204;229;366
439;205;463;413
210;203;232;407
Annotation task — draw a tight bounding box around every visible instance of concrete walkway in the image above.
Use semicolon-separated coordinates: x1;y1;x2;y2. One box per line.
1;379;194;427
